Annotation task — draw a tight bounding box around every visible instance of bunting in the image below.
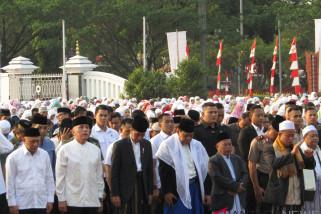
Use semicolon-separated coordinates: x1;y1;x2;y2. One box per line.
270;36;278;95
289;37;301;94
216;40;223;95
248;39;256;96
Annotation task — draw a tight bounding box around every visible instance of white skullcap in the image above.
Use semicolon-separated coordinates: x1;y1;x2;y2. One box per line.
302;125;317;137
279;120;295;131
277;104;286;117
151;122;161;131
0;120;11;134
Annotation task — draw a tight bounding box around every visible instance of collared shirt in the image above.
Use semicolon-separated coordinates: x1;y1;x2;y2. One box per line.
248;137;273;174
222;155;243;212
252;123;264;136
91;124;119;161
0;132;14;194
40;137;56;176
150;131;170;188
131;139;142;172
56;140;104;207
181;144;197;179
104;137;122;166
5;145;55;209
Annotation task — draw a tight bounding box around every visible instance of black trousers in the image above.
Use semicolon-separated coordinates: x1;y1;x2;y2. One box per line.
114;172;150;214
257;170;273;214
151;189;163;214
67;206;98;214
0;193;9;214
19;209;46;214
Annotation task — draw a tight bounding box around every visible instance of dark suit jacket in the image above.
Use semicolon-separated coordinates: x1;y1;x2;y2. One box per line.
266;146;315;205
237;125;258;162
111;138;153;203
208;153;248;211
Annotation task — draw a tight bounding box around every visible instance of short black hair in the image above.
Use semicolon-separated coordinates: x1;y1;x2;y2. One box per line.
287;105;302;114
95;105;113;115
240;112;250;119
158;113;172;123
202;102;216;110
305;106;316;114
121;117;133;126
74;106;87;117
213;103;224;110
131;109;145;118
109;112;121;121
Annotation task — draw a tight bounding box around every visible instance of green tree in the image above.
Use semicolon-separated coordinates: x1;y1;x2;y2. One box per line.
125;68;169;100
168;58;208;98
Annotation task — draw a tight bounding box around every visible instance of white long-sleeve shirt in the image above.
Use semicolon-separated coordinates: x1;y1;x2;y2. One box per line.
5;145;55;209
56;139;104;207
0;132;14;194
150;131;170;189
91;125;119;161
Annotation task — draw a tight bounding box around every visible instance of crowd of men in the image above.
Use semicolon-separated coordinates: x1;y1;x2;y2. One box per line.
0;92;321;214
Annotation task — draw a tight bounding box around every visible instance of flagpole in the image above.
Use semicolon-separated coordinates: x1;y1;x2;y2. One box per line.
176;29;179;69
62;20;67;100
278;19;282;94
143;16;146;72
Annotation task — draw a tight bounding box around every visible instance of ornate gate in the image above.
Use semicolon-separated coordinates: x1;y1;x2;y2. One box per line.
9;74;63;100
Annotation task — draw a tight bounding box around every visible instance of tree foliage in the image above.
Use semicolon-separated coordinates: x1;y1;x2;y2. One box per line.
125;68;169;100
0;0;320;94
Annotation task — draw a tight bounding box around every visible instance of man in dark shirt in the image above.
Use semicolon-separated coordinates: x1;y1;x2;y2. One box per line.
193;102;229;214
228;112;250;155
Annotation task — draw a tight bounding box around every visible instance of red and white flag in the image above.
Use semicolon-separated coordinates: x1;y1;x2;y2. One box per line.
247;39;256;96
270;36;278;95
216;41;223;94
289;37;301;94
186;41;190;59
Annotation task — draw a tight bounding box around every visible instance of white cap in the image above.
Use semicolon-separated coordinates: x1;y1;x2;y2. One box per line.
302;125;317;138
0;120;11;135
279;120;295;131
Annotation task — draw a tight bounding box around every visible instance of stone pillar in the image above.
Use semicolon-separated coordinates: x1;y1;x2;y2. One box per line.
61;55;97;99
1;56;38;101
0;73;9;102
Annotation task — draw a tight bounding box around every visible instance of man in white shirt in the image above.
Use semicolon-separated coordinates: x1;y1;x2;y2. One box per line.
0;132;14;214
91;105;119;214
105;117;133;188
91;105;119;162
56;116;104;214
6;128;55;214
150;113;174;214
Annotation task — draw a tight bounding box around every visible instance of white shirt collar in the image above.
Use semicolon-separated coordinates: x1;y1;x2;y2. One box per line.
22;144;38;156
252;123;264;133
93;124;109;132
160;131;170;139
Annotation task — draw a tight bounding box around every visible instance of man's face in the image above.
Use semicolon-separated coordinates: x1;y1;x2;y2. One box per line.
57;112;70;124
95;109;109;127
304;131;319;150
130;129;145;142
217;108;224;124
23;136;41;154
288;110;302;129
216;139;233;156
72;124;90;142
201;106;218;125
178;130;193;145
251;108;264;127
279;130;295;147
266;126;278;141
305;109;317;125
109;117;121;131
263;116;270;130
32;124;48;139
120;123;132;138
239;117;250;128
160;115;174;135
